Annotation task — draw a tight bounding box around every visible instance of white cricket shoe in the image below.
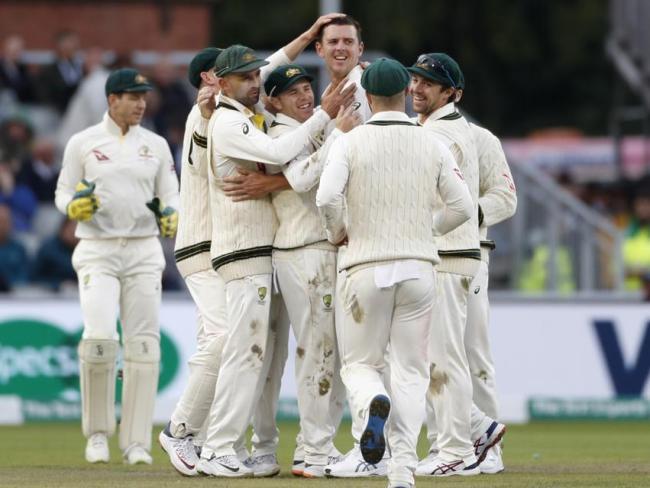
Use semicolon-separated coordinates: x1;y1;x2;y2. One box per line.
197;454;253;477
158;428;199;476
123;444;153;465
85;433;109;463
247;453;280;477
294;446;342;477
473;421;506;464
291;459;305;477
324;447;388;478
480;444;505;474
414;455;480;477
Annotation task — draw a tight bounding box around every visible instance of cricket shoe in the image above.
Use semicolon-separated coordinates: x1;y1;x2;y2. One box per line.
293;446;343;477
415;456;480;477
473;421;506;465
123;444;153;465
159;427;199;476
360;394;391;464
85;433;109;463
197;454;253;477
480;443;505;474
246;453;281;477
324;446;388;478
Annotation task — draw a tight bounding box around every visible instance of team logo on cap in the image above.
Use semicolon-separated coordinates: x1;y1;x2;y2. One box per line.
285;68;301;78
135;74;148;84
243;52;255;62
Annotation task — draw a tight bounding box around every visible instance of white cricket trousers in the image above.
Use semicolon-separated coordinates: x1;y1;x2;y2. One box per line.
72;236;165;451
255;248;344;465
465;260;499;419
202;273;272;459
170;269;228;437
337;262;435;488
425;271;476;465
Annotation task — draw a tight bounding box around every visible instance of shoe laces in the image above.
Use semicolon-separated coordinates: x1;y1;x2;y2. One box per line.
175;436;197;460
89;433;106;448
215;454;239;468
253;453;277;465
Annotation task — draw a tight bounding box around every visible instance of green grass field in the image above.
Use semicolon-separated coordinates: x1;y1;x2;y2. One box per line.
0;421;648;487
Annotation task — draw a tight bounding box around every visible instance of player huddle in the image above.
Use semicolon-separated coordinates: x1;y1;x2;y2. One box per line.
56;12;517;488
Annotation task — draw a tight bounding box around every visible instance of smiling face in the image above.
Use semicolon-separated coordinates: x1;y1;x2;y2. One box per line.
316;24;364;81
108;92;147;127
219;69;262;109
269;79;314;123
409;74;454;118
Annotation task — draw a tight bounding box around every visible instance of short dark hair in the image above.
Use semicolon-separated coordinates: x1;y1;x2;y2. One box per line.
317;15;362;43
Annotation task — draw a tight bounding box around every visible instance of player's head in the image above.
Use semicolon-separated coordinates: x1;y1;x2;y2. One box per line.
215;45;269;109
105;68;152;126
361;58;410;113
315;15;364;80
264;64;315;123
188;47;222;89
407;52;461;116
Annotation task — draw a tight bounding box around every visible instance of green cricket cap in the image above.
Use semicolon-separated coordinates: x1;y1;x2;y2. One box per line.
407;52;462;89
214;45;269;77
264;64;313;97
188;47;222;88
105;68;153;97
360;57;410;97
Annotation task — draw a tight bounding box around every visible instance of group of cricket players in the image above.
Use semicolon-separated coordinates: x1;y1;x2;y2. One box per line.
55;12;517;488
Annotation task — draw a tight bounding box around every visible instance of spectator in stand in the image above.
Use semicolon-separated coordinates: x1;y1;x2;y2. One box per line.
623;181;650;297
0;35;36;104
0;159;37;231
39;30;83;114
0;204;29;291
0;114;34;169
57;47;111;148
149;56;191;158
31;217;78;290
18;138;59;202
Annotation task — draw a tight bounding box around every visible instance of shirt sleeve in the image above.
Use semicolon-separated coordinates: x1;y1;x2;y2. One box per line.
54;133;84;214
316;135;350;244
476;129;517;227
283;129;342;193
187;113;210;175
433;142;474;235
154;137;180;210
214;109;331;168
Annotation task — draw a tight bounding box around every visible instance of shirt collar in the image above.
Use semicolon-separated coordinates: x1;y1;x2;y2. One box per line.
218;93;257;118
366;111;413;123
273;112;301;128
102;112;137;137
421;102;456;125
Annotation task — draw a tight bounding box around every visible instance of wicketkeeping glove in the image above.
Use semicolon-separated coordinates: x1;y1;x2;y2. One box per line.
66;179;100;221
146;197;178;238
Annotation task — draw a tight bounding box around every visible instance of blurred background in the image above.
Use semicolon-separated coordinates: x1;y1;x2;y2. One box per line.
0;0;648;425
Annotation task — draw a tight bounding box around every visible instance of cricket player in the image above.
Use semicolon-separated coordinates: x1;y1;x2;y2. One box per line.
317;58;474;488
407;53;506;476
455;76;518;473
196;44;353;477
55;68;180;465
158;14;348;477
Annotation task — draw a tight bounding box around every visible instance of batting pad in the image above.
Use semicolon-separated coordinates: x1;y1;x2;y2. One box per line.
171;334;226;438
78;338;119;438
119;336;160;451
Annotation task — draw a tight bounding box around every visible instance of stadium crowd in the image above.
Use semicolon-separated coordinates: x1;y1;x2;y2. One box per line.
0;31;193;292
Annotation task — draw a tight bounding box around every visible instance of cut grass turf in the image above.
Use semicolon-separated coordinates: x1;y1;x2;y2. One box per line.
0;421;649;487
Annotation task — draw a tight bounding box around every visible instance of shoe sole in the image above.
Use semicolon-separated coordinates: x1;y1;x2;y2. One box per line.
291;468;304;477
253;467;281;477
476;424;507;465
158;432;197;476
360;394;391;465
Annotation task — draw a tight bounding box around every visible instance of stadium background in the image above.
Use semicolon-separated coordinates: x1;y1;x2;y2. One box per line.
0;0;649;486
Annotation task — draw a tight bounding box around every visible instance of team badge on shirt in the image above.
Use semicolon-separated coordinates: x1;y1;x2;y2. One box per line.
258;287;267;302
139;145;153;159
323;294;332;309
